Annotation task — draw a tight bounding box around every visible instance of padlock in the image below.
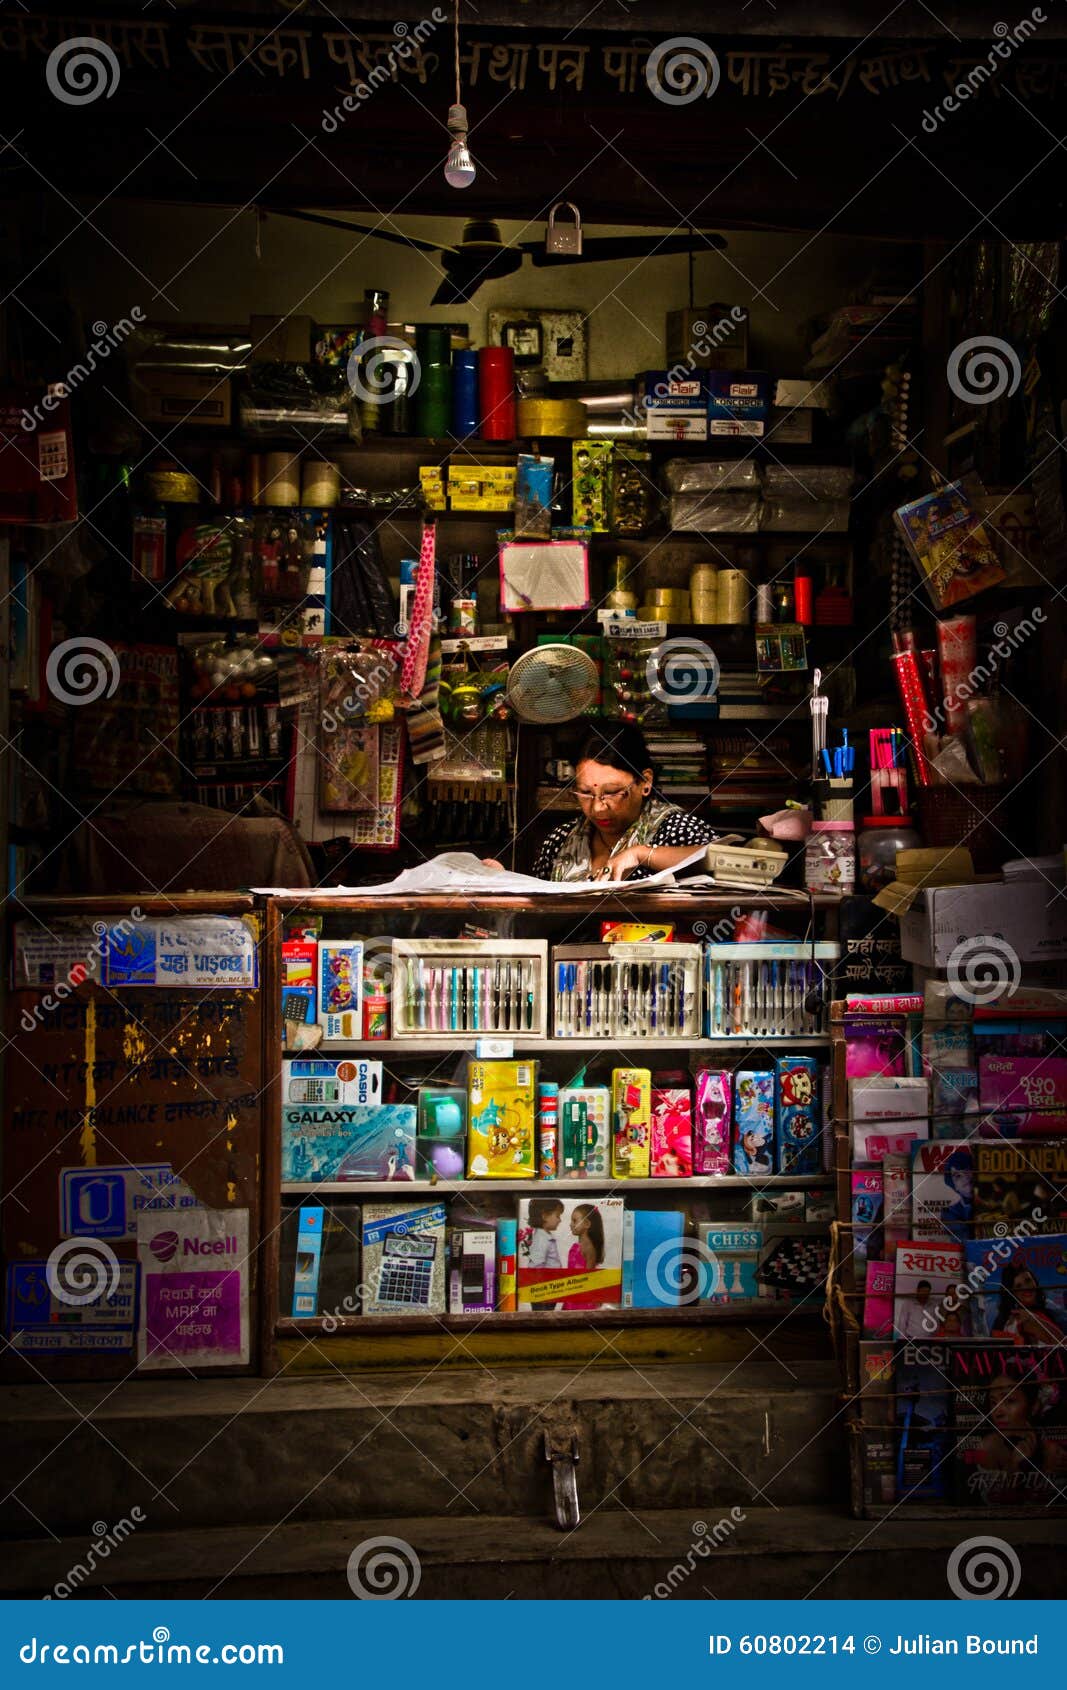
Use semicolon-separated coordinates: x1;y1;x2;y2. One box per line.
545;202;582;256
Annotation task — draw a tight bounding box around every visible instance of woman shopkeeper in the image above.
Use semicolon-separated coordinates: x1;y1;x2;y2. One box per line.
534;723;715;883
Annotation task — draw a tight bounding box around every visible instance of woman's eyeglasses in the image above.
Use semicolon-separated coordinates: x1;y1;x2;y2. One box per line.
574;781;636;807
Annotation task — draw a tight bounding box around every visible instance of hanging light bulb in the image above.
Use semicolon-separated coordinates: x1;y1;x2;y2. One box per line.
444;102;476;190
443;1;476;189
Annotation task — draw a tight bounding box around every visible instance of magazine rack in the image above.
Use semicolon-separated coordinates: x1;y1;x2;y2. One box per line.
828;1002;1067;1520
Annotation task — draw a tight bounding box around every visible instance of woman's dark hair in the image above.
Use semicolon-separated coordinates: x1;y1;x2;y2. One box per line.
573;1202;605;1264
575;722;653;780
995;1260;1048;1331
528;1199;565;1228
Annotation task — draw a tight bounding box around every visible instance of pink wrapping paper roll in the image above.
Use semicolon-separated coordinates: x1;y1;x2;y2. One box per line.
936;614;976;734
891;649;933;786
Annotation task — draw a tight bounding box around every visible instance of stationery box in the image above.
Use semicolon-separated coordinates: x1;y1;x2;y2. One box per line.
448;1228;496;1314
650;1086;693;1177
698;1222;762;1303
517;1195;624;1310
732;1070;774;1175
623;1209;685;1307
559;1085;610;1176
282;1102;417;1183
416;1085;467;1180
707;370;770;438
467;1060;538;1177
281;939;316;1035
318;941;364;1041
391;939;548;1039
361;1202;447;1316
280;1199;362;1319
693;1069;731;1175
639;371;707;440
899;881;1067;966
611;1067;651;1177
282;1058;382;1107
774;1055;821;1174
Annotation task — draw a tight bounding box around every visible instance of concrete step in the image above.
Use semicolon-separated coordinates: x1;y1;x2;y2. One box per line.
0;1361;844;1537
5;1506;1064;1601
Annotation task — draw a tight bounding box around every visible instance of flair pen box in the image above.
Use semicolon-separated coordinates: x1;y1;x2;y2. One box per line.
551;942;701;1040
391;940;548;1039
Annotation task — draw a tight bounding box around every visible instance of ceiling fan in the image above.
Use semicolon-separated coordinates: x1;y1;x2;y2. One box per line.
272;211;725;305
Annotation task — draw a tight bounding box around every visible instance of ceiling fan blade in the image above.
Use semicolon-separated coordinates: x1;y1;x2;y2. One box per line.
431;274;482;306
268;208;447;256
524;232;726;265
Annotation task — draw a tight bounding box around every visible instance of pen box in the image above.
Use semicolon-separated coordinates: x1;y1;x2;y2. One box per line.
551;942;702;1040
693;1068;731;1175
732;1070;775;1175
704;942;840;1038
390;939;548;1040
775;1054;822;1175
467;1060;538;1177
612;1067;651;1178
651;1086;694;1177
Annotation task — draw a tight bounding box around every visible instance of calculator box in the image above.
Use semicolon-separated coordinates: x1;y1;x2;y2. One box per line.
704;942;840;1038
448;1227;496;1313
390;939;548;1040
362;1202;447;1316
282;1058;382;1107
282;939;317;1035
551;942;702;1040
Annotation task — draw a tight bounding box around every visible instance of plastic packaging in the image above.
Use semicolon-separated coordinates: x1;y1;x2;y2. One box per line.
514;453;554;539
857;815;921;893
609;446;656;536
762;464;854;499
670;492;760;532
760;498;850;532
451;349;479;438
935;613;976;733
663;458;760;494
804;819;855;892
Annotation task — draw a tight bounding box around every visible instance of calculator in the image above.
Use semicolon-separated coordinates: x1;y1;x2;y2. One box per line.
287;1077;341;1104
377;1234;437;1307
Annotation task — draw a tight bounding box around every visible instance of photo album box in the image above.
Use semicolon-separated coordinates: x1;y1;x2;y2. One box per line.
361;1202;447;1316
517;1195;624;1310
282;1102;417;1183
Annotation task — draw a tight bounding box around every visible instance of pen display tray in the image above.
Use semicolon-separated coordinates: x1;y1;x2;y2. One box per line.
551;942;703;1041
704;941;841;1038
390;940;549;1039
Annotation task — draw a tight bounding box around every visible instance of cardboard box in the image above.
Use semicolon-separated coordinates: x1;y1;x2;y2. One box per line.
707;370;770;438
250;313;314;363
135;370;231;428
665;305;749;371
767;405;813;444
899;881;1067;967
639;372;707;441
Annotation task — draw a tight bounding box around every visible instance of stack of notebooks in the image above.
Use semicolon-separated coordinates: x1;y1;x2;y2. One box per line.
645;731;708;795
708;731;801;811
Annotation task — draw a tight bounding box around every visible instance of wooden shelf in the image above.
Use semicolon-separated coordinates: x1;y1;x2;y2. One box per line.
272;890;842;914
282;1173;829;1195
293;1034;831;1054
275;1303;824;1336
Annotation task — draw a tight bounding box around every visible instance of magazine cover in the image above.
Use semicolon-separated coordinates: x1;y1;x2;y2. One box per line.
882;1153;912;1251
851;1167;883;1269
517;1196;624;1310
895;1340;954;1502
973;1141;1067;1237
858;1341;897;1506
963;1233;1067;1341
977;1054;1067;1137
911;1140;973;1243
861;1259;895;1338
951;1342;1067;1507
892;1238;964;1339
